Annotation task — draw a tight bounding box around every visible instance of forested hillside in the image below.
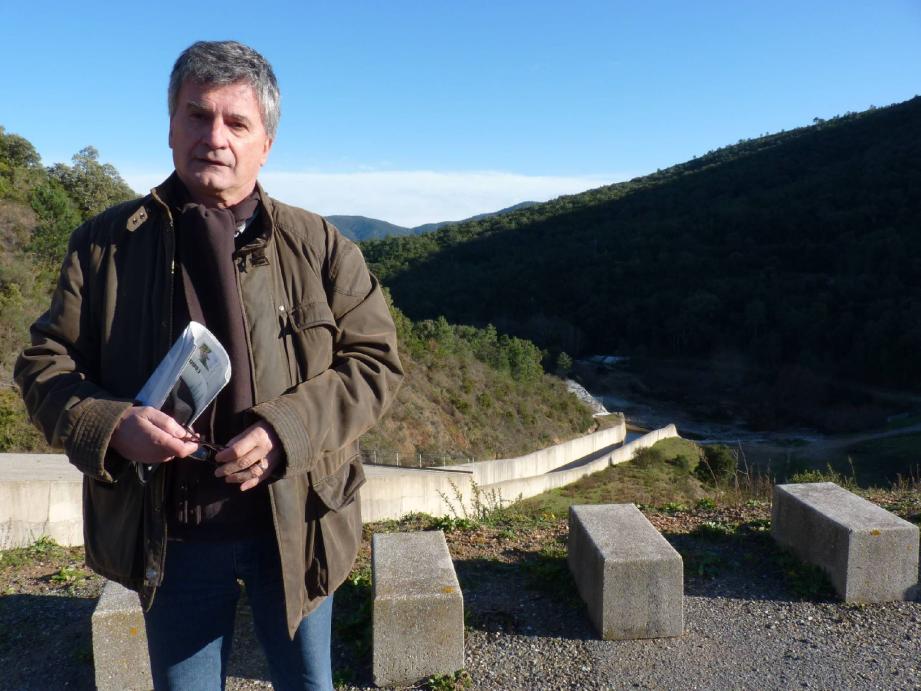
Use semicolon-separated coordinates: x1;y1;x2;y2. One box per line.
363;98;921;403
0;129;138;449
328;202;537;241
0;128;593;455
326;215;415;241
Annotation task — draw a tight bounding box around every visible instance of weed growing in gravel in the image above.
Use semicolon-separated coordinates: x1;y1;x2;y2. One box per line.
0;536;70;570
660;501;688;515
431;515;479;533
692;521;737;540
437;479;514;526
50;564;86;587
426;669;473;690
683;550;728;578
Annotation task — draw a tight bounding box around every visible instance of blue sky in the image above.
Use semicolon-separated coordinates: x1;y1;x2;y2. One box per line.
3;1;919;226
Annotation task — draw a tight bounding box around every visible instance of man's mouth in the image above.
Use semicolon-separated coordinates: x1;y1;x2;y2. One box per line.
195;158;230;167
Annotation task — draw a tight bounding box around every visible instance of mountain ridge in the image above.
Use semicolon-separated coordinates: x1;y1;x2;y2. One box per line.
328;201;538;241
362;96;921;403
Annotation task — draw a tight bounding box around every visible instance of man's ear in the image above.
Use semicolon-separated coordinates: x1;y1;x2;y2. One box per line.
168;123;174;150
260;137;274;166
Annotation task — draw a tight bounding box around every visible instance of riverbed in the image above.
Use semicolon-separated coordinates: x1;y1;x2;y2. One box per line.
574;357;920;483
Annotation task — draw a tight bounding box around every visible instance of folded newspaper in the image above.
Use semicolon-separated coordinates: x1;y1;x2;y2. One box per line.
136;321;231;424
134;322;231;479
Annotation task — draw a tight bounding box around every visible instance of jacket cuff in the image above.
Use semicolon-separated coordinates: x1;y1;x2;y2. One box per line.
66;398;134;482
250;398;312;477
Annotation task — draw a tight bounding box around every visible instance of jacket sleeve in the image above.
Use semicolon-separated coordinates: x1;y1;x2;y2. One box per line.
13;223;133;483
249;230;403;477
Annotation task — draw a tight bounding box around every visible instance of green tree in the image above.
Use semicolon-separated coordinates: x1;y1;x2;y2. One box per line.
48;146;136;219
555;351;573;375
0;127;45;202
30;180;82;263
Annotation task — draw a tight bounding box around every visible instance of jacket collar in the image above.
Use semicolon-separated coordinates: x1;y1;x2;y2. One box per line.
145;173;278;249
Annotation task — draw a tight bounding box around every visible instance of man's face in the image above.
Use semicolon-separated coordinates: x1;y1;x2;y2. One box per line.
169;79;273;208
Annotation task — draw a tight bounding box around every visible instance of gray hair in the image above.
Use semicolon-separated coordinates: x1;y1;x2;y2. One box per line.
168;41;281;138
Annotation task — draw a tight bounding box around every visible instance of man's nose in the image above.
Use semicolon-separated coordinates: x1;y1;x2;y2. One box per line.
202;118;230;148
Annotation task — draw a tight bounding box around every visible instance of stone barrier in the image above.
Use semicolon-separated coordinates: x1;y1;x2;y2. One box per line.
0;453;82;549
372;531;464;687
568;503;683;640
772;482;920;602
91;580;153;691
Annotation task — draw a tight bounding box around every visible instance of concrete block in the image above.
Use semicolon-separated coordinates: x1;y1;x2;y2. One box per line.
568;503;683;640
0;453;83;549
772;482;920;602
91;580;152;691
372;531;464;687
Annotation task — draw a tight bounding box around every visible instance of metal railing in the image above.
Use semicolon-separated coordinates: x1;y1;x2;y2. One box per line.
358;448;476;468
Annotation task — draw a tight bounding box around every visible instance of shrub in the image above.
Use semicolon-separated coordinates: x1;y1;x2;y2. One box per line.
667;454;692;472
788;464;857;489
694;444;738;485
633;446;665;468
0;387;49;452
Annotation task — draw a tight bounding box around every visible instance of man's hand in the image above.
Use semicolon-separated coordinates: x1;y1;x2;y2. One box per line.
214;420;282;491
109;406;200;464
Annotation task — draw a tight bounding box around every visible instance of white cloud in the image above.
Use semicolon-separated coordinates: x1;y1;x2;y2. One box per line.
123;169;627;228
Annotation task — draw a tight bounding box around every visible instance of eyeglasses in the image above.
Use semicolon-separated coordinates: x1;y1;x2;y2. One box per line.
185;439;225;463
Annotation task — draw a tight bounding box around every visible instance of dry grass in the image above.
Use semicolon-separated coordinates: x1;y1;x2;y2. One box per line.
360;349;594;461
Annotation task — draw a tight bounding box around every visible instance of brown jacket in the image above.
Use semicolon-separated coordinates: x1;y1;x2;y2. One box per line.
14;176;403;635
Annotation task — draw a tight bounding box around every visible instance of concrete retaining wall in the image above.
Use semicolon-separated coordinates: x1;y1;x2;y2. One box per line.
477;425;678;501
0;454;83;549
361;465;475;523
0;422;677;544
359;425;678;522
453;421;626;485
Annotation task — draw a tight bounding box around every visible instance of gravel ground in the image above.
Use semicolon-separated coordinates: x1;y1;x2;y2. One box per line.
457;574;921;690
2;501;919;691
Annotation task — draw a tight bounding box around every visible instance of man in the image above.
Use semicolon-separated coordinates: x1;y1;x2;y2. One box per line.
15;41;402;690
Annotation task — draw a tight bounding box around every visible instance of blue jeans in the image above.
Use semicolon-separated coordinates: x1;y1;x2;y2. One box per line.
144;538;334;691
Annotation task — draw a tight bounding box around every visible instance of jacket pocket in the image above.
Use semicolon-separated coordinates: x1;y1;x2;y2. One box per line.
304;457;365;596
288;300;338;381
83;470;144;581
